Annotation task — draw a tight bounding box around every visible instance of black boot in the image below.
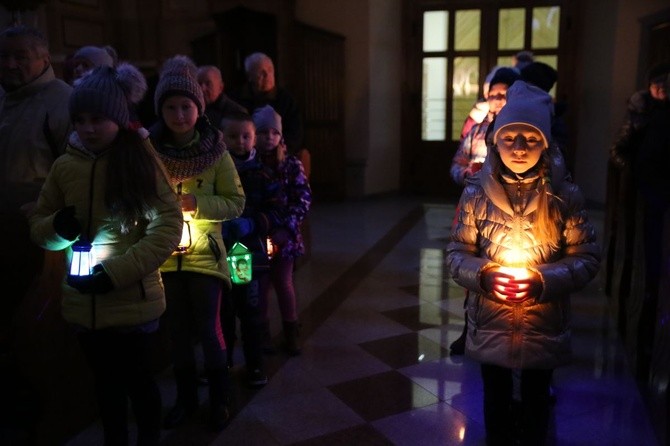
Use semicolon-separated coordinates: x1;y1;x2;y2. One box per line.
450;313;468;356
163;366;199;429
260;321;276;355
282;320;301;356
207;367;231;431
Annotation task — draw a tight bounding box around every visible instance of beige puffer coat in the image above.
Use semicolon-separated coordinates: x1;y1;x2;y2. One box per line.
30;134;183;330
447;145;601;369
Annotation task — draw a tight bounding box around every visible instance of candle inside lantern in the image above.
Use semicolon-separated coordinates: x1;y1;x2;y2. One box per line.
496;266;531;300
498;266;531;281
176;212;192;253
266;236;277;259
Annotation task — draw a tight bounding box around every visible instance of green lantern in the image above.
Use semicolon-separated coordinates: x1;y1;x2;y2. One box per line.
227;242;252;284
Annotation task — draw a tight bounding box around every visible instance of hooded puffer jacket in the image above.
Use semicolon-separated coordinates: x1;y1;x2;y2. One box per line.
446;145;601;369
29;133;183;330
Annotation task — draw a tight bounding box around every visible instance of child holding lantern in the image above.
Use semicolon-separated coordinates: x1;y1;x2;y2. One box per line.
29;64;183;445
252;105;311;356
446;80;600;446
149;55;245;431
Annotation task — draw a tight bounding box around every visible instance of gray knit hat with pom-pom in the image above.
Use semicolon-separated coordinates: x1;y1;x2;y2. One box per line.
69;63;147;128
154;55;205;117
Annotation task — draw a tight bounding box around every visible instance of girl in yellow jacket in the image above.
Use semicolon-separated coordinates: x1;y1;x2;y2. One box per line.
149;55;245;432
30;64;183;446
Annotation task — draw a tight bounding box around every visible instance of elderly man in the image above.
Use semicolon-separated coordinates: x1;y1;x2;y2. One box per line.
230;52;303;155
197;65;246;128
0;25;72;346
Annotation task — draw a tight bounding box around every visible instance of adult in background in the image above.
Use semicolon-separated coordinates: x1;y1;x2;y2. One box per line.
230;52;304;155
0;24;72;351
631;71;670;382
605;62;670;339
0;24;72;443
66;44;117;85
197;65;247;128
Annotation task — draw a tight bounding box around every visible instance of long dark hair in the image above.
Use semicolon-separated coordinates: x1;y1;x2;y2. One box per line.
105;128;173;233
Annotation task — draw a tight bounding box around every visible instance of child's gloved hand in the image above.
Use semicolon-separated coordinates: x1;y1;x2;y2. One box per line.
270;228;290;246
53;206;81;241
67;264;114;294
225;218;255;240
482;266;542;303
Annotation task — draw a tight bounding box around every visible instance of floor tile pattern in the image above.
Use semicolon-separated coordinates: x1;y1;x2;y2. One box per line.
66;197;665;446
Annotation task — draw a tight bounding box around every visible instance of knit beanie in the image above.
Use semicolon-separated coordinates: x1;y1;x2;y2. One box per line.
520;62;557;93
488;67;521;91
252;105;282;134
70;65;144;128
154;55;205;117
492;80;553;147
73;45;115;68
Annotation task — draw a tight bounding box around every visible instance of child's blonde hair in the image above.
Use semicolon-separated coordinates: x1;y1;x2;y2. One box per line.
534;150;563;250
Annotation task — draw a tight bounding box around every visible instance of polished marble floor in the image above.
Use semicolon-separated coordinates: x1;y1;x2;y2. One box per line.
68;195;665;446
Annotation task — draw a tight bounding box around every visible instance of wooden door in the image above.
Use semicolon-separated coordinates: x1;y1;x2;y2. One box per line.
292;23;346;201
402;0;573;200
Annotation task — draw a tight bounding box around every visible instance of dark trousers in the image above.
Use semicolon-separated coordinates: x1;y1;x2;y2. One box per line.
163;272;227;371
637;196;669;381
481;364;553;446
222;274;264;369
77;329;161;446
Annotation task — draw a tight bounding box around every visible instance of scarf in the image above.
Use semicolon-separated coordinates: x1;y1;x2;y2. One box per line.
153;119;226;183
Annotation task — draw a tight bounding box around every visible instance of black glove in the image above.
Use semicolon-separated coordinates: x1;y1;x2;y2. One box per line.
223;217;255;241
53;206;81;241
67;264;114;294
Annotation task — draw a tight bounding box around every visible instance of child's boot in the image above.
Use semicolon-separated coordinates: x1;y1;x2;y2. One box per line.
163;365;199;429
207;366;231;431
282;320;301;356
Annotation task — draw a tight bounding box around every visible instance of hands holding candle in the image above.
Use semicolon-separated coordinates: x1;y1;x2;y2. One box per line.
482;266;543;302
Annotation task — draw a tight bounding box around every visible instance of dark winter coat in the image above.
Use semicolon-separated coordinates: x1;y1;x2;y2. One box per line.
226;148;285;270
447;145;601;369
259;148;312;259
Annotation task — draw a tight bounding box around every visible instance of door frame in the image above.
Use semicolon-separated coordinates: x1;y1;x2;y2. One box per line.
401;0;577;200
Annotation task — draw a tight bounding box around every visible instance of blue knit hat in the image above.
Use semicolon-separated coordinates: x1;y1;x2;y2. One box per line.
492;80;553;147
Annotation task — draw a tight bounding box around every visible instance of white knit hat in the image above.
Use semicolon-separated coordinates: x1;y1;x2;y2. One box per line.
492;80;553;147
252;105;282;134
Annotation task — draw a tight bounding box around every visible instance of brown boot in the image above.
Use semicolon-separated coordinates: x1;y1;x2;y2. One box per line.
282;320;301;356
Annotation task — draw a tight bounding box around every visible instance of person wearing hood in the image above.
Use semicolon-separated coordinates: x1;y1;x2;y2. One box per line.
29;64;183;446
446;81;601;446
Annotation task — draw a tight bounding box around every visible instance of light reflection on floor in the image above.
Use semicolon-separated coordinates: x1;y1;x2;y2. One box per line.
67;196;665;446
